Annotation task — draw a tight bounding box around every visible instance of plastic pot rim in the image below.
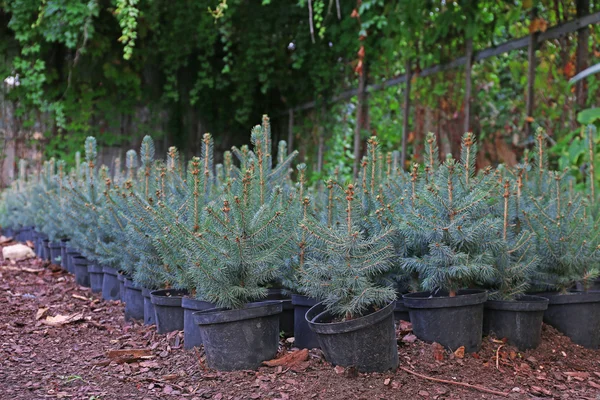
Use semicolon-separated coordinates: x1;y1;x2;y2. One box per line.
124;278;142;291
291;294;317;307
102;266;119;276
193;301;283;326
150;289;187;307
306;300;395;335
540;291;600;305
181;296;216;310
485;295;549;312
403;289;487;309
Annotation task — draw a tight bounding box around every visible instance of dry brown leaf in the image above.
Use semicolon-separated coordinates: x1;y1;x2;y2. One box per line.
402;334;417;343
42;312;84;327
72;294;88;301
384;378;391;386
432;342;445;361
0;235;13;244
263;349;309;368
398;320;412;332
107;348;152;360
454;346;465;359
35;307;49;320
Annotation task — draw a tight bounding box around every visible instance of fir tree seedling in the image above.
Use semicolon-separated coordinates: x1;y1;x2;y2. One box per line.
488;180;538;300
399;133;503;297
300;183;397;320
523;170;600;293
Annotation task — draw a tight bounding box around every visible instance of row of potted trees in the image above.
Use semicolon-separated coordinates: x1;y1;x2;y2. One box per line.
2;119;600;373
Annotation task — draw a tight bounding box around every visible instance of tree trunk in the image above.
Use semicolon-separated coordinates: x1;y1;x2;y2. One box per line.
576;0;590;110
287;109;294;152
525;7;538;138
401;59;411;171
353;66;367;178
464;38;473;134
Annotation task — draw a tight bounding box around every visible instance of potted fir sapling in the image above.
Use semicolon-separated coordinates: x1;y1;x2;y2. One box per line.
363;137;418;322
135;152;218;346
174;121;298;370
523;154;600;348
284;163;323;349
230;118;299;336
100;164;146;319
64;152;84;273
39;160;72;270
103;143;159;322
401;133;501;353
92;157;126;301
63;137;106;288
482;179;548;350
302;182;399;372
125;136;195;332
134;137;187;331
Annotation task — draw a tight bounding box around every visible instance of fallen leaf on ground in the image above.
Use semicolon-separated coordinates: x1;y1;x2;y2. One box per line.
334;365;345;375
42;312;84;327
402;333;417;343
398;320;412;332
384;378;391;385
72;294;88;301
454;346;465;359
2;244;35;260
432;342;445;361
100;347;155;365
0;235;13;244
35;307;49;320
263;349;309;367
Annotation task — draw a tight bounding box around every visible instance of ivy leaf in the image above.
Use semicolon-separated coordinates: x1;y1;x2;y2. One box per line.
577;109;600;125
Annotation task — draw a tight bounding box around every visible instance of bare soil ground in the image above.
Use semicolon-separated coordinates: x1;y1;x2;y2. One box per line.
1;240;600;400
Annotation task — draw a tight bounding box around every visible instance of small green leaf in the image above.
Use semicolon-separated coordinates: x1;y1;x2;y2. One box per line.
577;108;600;125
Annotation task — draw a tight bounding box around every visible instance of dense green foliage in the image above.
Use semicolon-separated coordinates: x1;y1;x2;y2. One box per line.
1;0;599;187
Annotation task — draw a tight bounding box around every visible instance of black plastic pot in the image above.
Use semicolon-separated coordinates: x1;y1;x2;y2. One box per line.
72;256;90;287
102;266;121;301
66;247;79;274
539;291;600;349
291;294;319;349
42;239;51;261
118;273;127;302
142;288;156;326
394;297;411;322
483;295;549;350
15;227;24;242
182;297;216;349
403;289;487;353
306;301;398;372
25;226;35;242
49;241;62;265
31;230;38;249
59;239;69;270
124;278;144;321
266;289;294;336
3;227;13;238
194;301;283;370
87;262;104;293
151;289;187;333
35;235;43;258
